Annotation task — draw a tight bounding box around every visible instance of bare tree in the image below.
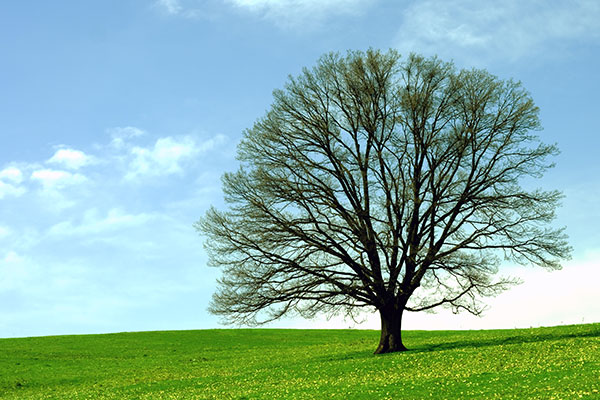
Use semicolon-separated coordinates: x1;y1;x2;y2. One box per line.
196;49;571;354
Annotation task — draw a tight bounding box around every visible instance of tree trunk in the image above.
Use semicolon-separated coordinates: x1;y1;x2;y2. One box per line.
374;305;408;354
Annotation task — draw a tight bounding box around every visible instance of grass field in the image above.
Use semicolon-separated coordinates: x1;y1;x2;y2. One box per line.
1;323;599;399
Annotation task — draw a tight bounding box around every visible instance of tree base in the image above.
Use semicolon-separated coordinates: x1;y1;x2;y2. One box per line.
373;340;408;354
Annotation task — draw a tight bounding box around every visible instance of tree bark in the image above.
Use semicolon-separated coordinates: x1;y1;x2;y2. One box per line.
374;305;408;354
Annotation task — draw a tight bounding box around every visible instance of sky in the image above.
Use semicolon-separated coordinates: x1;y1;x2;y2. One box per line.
1;0;599;338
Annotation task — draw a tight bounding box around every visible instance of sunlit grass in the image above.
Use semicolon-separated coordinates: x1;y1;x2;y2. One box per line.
1;323;599;399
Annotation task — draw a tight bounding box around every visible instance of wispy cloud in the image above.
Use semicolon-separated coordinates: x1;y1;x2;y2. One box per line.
153;0;218;19
47;208;156;238
156;0;183;15
395;0;600;65
226;0;375;29
108;126;146;149
154;0;375;29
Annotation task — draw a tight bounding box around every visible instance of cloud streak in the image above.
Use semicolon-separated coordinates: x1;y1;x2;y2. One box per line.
395;0;600;65
47;208;157;238
155;0;183;15
226;0;374;28
154;0;375;29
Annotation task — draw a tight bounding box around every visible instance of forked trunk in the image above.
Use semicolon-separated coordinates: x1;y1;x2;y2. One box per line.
374;305;408;354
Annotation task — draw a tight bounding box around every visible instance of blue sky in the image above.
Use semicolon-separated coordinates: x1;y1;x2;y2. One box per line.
1;0;599;338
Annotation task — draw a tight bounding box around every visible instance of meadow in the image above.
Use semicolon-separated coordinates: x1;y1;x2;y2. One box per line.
1;323;599;399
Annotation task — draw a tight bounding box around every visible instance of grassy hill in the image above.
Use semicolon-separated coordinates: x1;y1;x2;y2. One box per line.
1;323;599;399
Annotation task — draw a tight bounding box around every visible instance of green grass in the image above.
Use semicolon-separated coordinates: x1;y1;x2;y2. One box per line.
1;324;599;399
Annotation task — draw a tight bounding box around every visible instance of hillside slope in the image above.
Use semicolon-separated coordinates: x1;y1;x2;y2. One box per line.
1;324;599;399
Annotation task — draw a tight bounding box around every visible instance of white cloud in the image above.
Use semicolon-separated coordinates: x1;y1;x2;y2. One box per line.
0;166;26;199
125;134;225;180
126;136;197;179
30;169;87;189
395;0;600;65
48;148;94;170
0;166;23;184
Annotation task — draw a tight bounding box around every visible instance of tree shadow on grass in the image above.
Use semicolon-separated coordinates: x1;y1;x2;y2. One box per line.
410;324;600;354
315;324;600;360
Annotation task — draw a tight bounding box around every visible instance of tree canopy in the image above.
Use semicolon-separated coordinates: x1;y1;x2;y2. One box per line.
197;49;571;353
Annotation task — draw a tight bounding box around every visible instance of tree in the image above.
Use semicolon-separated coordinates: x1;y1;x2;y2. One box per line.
196;49;571;354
